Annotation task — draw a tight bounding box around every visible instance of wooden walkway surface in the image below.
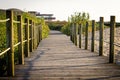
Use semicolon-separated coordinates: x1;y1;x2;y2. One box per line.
1;30;120;80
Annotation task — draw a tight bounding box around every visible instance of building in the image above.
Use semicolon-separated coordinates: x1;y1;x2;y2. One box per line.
36;13;56;21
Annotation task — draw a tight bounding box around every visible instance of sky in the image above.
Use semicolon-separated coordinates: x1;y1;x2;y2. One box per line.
1;0;120;21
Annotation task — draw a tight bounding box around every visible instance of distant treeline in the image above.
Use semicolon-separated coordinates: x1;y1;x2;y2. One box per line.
46;21;67;31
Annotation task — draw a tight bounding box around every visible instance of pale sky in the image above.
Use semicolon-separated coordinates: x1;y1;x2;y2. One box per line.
1;0;120;21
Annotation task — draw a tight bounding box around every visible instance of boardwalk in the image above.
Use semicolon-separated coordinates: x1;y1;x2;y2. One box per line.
1;30;120;80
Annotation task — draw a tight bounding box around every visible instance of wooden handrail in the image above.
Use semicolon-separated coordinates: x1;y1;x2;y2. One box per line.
70;16;118;64
0;10;42;77
0;18;10;22
0;48;10;56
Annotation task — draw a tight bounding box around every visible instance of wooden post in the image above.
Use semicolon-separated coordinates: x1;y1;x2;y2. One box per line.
6;10;15;76
40;25;42;41
35;24;37;48
34;23;37;49
74;23;77;46
70;23;72;41
25;18;30;57
109;16;115;63
85;22;88;49
33;22;35;49
91;20;95;52
17;15;24;64
39;25;42;42
79;24;82;48
72;23;74;43
29;20;33;52
38;25;40;43
37;26;39;45
99;17;104;56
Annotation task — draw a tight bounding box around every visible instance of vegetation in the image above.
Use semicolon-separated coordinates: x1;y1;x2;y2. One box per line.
0;10;49;76
61;12;109;35
40;18;50;38
47;21;67;31
61;12;90;35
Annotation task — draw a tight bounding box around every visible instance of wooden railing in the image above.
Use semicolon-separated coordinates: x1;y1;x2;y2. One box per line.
70;16;120;64
0;10;42;76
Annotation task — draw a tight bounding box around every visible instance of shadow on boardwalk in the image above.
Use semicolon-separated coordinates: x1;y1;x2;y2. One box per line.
0;30;120;80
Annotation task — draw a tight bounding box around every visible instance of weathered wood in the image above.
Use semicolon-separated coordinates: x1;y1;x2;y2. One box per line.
79;24;82;48
6;10;15;76
91;20;95;52
39;25;42;42
40;25;42;41
85;22;88;49
99;17;104;56
2;31;120;80
70;23;72;41
37;26;39;45
109;16;115;63
25;18;30;57
17;15;24;64
34;23;37;48
72;23;74;43
29;20;33;52
74;23;77;46
33;22;35;49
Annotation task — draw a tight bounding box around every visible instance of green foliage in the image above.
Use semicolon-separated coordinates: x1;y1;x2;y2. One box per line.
0;10;49;76
0;10;6;52
47;21;67;31
39;18;50;38
61;12;90;35
61;22;71;36
61;12;109;36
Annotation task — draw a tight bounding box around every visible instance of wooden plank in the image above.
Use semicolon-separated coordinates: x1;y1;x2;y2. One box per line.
1;31;120;80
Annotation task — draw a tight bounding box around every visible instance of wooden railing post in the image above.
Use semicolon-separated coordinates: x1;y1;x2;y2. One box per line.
99;17;104;56
79;24;82;48
70;24;72;41
72;23;74;43
74;23;77;46
85;22;89;49
109;16;115;63
17;15;24;64
36;25;38;46
6;10;15;76
40;25;42;41
39;24;42;42
25;18;30;57
37;25;39;45
34;23;37;49
33;22;35;49
91;20;95;52
29;20;33;52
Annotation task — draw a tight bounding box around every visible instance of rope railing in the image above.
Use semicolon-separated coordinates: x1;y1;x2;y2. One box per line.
13;20;20;24
0;18;10;22
70;16;119;64
82;37;120;48
0;10;42;77
13;42;21;48
0;48;10;56
23;23;27;25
